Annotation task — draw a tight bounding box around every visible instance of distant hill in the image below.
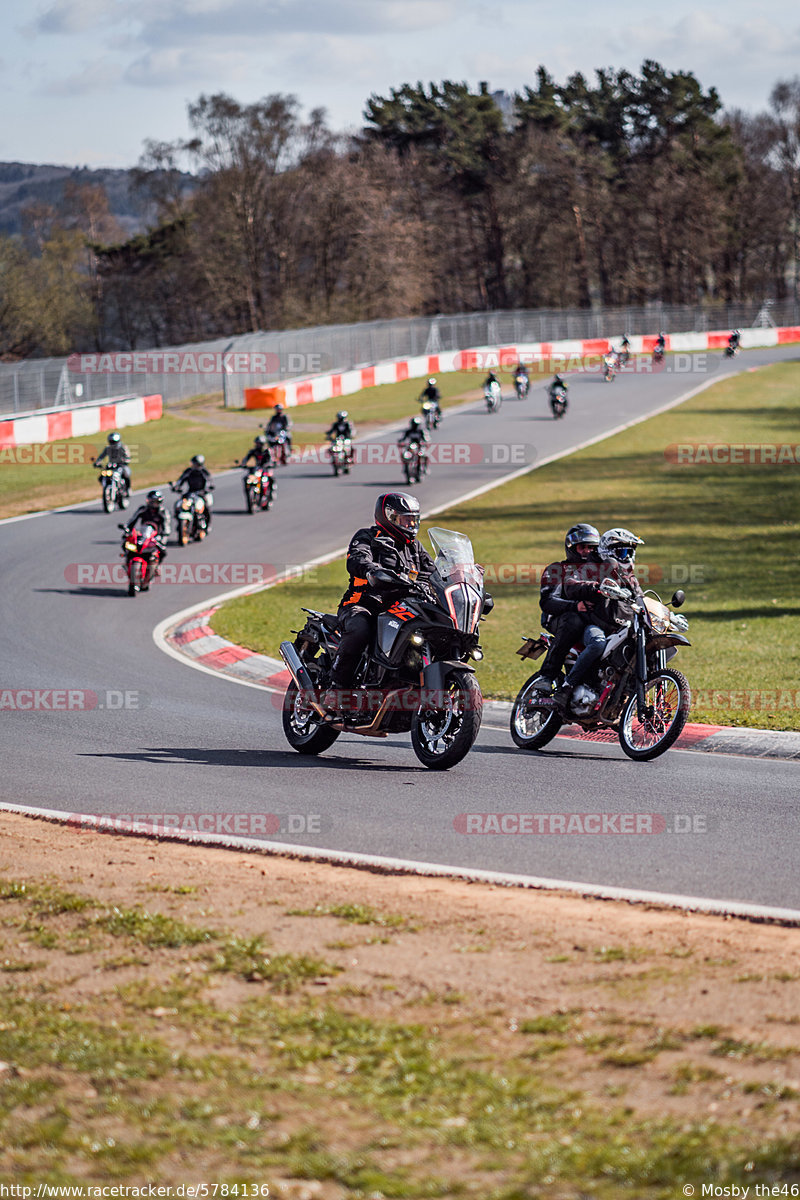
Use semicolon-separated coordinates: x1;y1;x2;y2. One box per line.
0;161;196;239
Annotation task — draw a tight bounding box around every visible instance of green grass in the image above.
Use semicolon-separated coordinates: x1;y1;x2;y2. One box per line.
212;361;800;730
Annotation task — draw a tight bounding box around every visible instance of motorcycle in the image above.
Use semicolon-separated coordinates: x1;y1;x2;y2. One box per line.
267;430;291;465
328;435;353;476
401;439;428;485
653;342;665;365
170;487;210;545
421;400;442;430
96;464;129;513
725;335;740;358
550;385;568;419
514;373;530;400
484;381;502;412
509;581;691;761
279;527;490;770
119;522;162;597
242;465;275;512
603;357;616;383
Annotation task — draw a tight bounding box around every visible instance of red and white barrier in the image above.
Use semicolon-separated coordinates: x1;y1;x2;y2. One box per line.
0;394;163;448
242;327;800;411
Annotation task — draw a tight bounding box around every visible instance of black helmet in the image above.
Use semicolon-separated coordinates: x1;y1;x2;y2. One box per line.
337;410;348;420
565;523;600;562
107;432;121;445
146;489;163;506
191;454;205;467
255;435;267;448
410;416;422;428
274;404;284;413
375;492;421;543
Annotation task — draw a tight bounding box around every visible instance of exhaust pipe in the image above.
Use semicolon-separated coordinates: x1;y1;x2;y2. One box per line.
279;641;327;718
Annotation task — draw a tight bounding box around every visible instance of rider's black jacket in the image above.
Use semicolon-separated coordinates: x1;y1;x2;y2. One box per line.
326;419;354;440
175;465;214;494
562;560;644;633
266;413;291;436
125;505;168;540
419;382;441;405
339;526;435;617
95;443;131;467
239;445;274;469
398;422;430;446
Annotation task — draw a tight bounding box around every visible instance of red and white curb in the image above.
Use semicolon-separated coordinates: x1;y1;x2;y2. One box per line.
161;607;800;762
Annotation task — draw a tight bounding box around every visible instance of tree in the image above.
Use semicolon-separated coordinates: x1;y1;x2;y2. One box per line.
770;78;800;306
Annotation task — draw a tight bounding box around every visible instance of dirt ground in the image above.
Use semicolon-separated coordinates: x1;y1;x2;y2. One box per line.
2;810;799;1139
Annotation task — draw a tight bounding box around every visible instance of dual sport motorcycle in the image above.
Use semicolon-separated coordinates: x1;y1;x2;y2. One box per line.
242;465;275;512
268;430;291;465
510;580;691;761
95;464;129;513
328;435;354;476
170;486;211;545
402;439;428;485
280;528;491;770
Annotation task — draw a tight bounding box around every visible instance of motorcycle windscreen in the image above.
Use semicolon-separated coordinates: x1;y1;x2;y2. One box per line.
427;528;484;633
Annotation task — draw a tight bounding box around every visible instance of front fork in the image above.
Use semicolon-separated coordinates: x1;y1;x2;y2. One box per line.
636;631;666;719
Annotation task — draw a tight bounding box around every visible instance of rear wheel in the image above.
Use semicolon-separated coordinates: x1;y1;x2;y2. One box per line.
282;669;341;755
510;675;563;749
411;671;482;770
618;668;691;761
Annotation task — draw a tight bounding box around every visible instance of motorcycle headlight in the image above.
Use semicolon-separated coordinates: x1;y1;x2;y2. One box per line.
181;499;191;511
124;540;137;551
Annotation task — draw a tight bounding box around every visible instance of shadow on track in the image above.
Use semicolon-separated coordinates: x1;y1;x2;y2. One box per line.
78;745;434;772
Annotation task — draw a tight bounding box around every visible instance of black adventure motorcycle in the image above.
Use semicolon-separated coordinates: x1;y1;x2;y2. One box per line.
510;578;691;761
279;528;491;770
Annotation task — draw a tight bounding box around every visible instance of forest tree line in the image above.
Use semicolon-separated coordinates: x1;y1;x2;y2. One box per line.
1;61;799;359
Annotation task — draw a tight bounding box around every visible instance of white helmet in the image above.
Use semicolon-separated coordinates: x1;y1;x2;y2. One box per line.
598;528;644;566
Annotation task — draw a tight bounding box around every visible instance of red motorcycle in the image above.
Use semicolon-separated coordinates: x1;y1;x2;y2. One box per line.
119;523;162;597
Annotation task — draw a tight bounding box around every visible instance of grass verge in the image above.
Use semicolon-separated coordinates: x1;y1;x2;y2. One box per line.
212;361;800;730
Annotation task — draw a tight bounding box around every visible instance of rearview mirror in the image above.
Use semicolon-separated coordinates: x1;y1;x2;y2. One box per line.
671;589;685;608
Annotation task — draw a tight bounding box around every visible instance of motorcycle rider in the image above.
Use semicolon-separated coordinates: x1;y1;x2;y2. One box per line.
398;415;430;450
418;378;442;423
620;334;631;363
532;524;601;693
265;404;292;455
513;361;530;397
552;527;645;713
654;331;666;356
728;329;741;353
93;432;131;495
321;493;436;715
173;454;214;529
239;434;275;496
326;410;356;441
122;490;169;586
549;374;568;403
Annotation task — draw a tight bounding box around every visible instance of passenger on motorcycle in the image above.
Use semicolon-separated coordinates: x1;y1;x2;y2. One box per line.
122;490;170;570
173;455;215;528
532;523;600;694
552;527;645;712
94;432;131;494
321;493;436;715
419;379;442;421
265;404;292;454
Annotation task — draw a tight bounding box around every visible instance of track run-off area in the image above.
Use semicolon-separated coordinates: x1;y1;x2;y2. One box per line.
2;346;799;916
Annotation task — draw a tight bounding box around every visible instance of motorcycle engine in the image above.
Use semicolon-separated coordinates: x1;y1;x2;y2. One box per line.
570;684;599;716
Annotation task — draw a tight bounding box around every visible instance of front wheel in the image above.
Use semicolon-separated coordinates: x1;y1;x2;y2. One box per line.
244;483;255;513
102;484;114;514
411;671;482;770
618;668;691;761
510;675;563;749
128;559;142;597
178;520;190;547
282;679;341;755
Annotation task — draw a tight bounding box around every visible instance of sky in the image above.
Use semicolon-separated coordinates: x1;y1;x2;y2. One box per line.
2;0;799;169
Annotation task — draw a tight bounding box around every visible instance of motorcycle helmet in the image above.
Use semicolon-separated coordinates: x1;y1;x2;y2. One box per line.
146;490;163;506
411;416;423;428
274;404;284;413
337;411;348;420
564;523;600;562
598;527;644;565
107;432;121;445
428;377;436;386
191;454;205;467
374;492;421;543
